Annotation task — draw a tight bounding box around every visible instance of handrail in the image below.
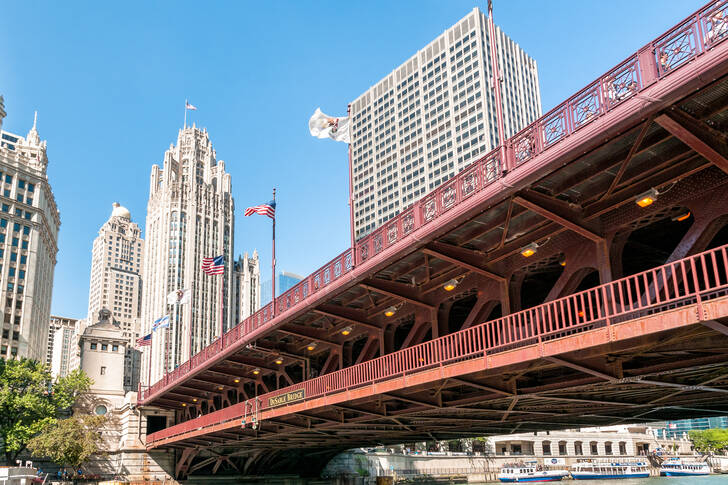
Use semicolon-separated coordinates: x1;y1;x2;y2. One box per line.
140;0;728;403
147;242;728;445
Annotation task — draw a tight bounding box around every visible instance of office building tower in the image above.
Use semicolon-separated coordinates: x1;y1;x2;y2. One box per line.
47;315;77;378
87;203;144;342
349;8;541;238
261;270;304;303
653;417;728;439
140;125;234;384
232;251;261;324
0;97;61;360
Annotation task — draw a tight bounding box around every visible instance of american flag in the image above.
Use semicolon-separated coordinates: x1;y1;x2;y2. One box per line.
136;333;152;347
244;200;275;219
202;255;225;275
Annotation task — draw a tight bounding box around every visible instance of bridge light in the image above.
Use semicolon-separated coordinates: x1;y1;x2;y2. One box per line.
234;378;240;383
443;279;459;292
307;342;318;351
217;386;224;391
559;255;566;267
635;188;659;208
341;326;353;335
252;368;260;375
192;398;198;402
384;306;397;317
672;210;691;222
578;310;585;318
181;403;187;407
520;242;539;258
274;357;283;365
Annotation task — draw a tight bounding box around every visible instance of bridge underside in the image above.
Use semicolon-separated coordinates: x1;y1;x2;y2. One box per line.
142;5;728;478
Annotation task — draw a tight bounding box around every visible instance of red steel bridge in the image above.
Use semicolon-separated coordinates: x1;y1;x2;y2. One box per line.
140;1;728;477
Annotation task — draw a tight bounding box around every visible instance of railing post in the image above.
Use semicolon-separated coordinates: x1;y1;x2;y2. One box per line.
637;45;659;87
689;256;705;320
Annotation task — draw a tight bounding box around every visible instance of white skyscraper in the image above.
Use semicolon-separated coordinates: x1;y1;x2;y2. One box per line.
232;251;260;324
47;315;77;378
140;125;234;384
350;8;542;238
86;203;144;341
0;97;61;360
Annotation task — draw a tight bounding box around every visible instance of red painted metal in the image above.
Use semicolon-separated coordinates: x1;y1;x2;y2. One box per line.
147;243;728;446
139;0;728;405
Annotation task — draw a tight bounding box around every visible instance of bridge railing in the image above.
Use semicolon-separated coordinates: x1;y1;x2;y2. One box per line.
140;0;728;403
147;243;728;445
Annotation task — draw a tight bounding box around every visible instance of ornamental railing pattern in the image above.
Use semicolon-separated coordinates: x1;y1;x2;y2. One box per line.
147;243;728;445
139;0;728;403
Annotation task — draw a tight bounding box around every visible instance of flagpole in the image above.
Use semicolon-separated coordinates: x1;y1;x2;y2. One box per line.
184;99;188;129
272;188;276;316
487;1;506;156
147;333;152;393
347;104;355;261
219;272;224;340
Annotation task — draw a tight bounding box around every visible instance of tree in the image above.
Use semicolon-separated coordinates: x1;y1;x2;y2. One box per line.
28;414;107;470
688;428;728;453
0;359;91;464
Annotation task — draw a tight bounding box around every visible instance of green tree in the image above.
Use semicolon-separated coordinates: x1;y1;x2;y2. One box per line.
688;428;728;453
28;414;106;470
0;359;91;464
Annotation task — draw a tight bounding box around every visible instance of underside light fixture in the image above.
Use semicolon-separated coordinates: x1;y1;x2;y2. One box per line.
252;368;261;375
341;326;353;336
192;398;198;402
443;278;459;292
672;210;691;222
559;255;567;267
577;310;585;318
233;378;240;383
384;306;398;317
307;341;318;351
520;242;539;258
635;188;659;208
181;403;187;407
274;356;284;365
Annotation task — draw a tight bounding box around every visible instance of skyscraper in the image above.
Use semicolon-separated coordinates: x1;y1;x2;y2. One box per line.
0;97;60;360
140;125;234;384
47;315;77;378
232;251;260;324
86;203;144;341
261;270;303;303
349;8;541;238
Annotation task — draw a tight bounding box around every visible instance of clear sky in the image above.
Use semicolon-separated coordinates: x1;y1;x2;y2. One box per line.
0;0;706;320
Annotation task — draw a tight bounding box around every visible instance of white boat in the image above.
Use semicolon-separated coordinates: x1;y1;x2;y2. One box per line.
570;460;650;480
659;457;710;476
498;461;569;482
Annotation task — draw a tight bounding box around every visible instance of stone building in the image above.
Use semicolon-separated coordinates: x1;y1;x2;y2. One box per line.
140;126;235;384
86;202;144;342
0;97;60;360
47;315;77;378
232;251;260;324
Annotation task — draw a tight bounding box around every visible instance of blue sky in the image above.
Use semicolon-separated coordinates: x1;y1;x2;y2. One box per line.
0;0;705;319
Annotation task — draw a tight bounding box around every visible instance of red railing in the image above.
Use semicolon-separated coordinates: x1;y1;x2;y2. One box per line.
140;0;728;403
147;243;728;445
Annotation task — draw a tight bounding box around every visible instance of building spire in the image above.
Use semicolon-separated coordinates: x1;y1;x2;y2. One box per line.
26;110;40;146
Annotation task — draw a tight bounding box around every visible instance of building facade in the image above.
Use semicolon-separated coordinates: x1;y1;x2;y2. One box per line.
653;416;728;438
140;126;234;384
232;251;260;325
47;315;77;378
349;8;541;238
87;202;144;342
0;97;60;360
261;269;303;303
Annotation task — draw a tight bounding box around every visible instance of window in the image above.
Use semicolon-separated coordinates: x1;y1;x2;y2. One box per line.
542;441;551;455
95;404;107;415
591;442;599;455
605;442;613;455
101;344;108;351
112;344;118;351
22;226;29;235
1;205;8;213
5;175;12;184
0;219;6;228
90;343;97;350
27;184;34;193
559;442;567;455
17;181;24;189
100;366;106;375
575;441;583;455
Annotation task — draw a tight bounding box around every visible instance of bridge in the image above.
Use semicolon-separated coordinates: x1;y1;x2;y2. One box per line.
140;0;728;477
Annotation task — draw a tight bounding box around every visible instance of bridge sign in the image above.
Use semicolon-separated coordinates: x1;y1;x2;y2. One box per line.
268;389;305;408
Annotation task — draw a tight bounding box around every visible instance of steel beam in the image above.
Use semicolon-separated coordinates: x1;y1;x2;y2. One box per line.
513;195;603;243
360;280;435;310
655;111;728;174
422;242;505;282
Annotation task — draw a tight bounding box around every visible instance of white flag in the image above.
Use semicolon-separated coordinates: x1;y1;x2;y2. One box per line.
167;288;191;305
185;102;197;111
309;108;350;143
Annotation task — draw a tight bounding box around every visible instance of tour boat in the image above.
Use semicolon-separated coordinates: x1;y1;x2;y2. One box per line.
659;457;710;476
570;460;650;480
498;462;569;482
